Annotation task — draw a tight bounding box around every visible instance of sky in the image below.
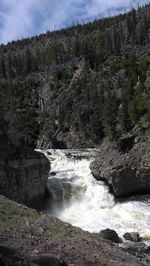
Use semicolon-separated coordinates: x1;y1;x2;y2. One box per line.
0;0;150;44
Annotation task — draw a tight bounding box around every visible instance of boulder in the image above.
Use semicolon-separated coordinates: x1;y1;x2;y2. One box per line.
50;171;57;176
91;134;150;197
123;232;140;242
100;229;122;243
29;254;68;266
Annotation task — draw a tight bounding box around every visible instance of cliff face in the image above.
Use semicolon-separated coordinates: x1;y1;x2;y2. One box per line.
0;114;50;202
0;146;50;203
90;133;150;197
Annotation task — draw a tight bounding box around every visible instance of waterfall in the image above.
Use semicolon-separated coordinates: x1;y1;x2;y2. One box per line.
38;149;150;243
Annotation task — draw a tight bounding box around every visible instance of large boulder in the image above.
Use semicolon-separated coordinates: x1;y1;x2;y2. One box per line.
123;232;140;242
90;134;150;197
100;229;122;243
29;254;68;266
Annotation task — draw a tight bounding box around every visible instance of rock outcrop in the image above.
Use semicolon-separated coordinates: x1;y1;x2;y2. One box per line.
0;116;50;203
0;144;50;203
90;133;150;197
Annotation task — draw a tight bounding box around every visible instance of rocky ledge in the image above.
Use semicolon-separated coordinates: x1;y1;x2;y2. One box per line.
0;132;50;203
0;195;145;266
90;133;150;197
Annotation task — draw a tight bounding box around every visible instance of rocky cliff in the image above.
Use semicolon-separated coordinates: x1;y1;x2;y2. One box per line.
0;146;50;203
90;133;150;197
0;112;50;203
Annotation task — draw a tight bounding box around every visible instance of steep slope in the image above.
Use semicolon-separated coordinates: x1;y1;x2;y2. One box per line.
0;195;144;266
0;4;150;148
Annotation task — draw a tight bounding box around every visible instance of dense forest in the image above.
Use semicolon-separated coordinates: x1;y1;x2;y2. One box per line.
0;4;150;148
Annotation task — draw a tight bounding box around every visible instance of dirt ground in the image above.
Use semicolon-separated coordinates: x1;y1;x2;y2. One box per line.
0;195;147;266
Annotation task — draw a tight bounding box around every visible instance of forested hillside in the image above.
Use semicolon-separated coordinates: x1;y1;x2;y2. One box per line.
0;4;150;148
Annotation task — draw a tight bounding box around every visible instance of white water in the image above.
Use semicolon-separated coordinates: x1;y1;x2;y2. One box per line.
40;149;150;242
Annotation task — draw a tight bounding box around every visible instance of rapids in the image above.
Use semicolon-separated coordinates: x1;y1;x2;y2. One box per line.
39;149;150;242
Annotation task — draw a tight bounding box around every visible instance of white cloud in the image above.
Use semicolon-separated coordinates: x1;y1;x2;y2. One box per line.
83;0;149;19
0;0;150;44
0;0;36;43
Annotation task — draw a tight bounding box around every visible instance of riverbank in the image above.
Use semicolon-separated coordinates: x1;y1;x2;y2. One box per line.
0;195;147;266
37;149;150;245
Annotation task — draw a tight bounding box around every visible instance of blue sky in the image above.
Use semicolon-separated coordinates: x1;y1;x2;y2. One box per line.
0;0;150;44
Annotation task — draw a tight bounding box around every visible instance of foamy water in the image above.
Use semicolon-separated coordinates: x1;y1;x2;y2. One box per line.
38;149;150;242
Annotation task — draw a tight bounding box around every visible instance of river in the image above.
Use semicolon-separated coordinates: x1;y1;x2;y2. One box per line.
38;149;150;243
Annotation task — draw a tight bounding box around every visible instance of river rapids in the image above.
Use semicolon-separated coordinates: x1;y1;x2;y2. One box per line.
38;149;150;243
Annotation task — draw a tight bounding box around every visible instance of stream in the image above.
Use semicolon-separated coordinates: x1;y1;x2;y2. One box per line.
38;149;150;243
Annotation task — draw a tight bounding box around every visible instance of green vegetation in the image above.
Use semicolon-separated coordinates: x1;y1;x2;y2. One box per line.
0;79;39;146
0;4;150;147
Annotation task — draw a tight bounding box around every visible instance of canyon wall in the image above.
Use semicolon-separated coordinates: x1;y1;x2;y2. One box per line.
91;133;150;197
0;114;50;203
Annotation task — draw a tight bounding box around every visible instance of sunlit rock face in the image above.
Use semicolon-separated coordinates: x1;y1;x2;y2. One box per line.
91;135;150;197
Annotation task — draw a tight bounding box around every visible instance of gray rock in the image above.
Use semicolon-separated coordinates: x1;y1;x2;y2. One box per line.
91;134;150;197
50;171;57;176
123;232;140;242
0;246;68;266
100;228;122;243
29;254;68;266
0;132;50;203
